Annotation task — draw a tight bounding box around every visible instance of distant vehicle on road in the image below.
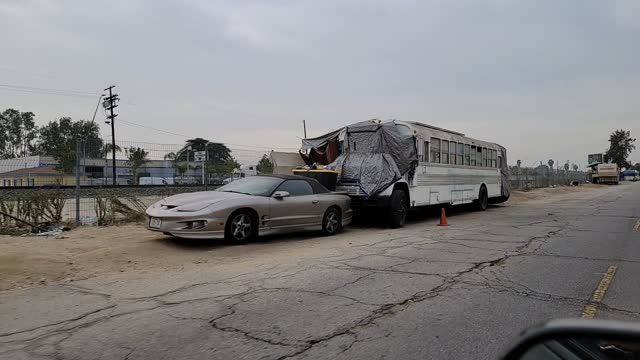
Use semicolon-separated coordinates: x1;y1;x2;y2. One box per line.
590;163;619;185
303;120;510;228
139;177;174;185
146;175;352;242
622;169;639;182
221;164;258;185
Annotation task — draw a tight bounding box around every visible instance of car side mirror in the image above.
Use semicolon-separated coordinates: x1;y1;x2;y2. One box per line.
501;319;640;360
272;191;290;199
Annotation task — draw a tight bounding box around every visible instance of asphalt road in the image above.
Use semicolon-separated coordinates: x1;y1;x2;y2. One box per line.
1;183;639;360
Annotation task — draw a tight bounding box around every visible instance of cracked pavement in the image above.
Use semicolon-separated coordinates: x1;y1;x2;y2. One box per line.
1;183;639;359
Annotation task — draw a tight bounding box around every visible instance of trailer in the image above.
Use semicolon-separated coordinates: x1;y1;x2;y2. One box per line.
590;163;619;185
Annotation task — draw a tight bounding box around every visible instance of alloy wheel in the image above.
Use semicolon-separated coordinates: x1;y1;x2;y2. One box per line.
231;214;252;241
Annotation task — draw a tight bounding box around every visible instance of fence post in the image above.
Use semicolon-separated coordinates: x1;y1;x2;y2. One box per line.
75;141;81;227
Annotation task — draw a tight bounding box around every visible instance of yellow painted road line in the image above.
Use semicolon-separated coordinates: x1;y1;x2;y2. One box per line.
582;265;618;319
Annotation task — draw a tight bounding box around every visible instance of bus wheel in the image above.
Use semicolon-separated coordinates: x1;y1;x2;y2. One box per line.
389;189;408;228
476;185;488;211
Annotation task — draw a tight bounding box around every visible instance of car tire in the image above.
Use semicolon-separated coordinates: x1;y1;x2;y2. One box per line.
225;211;257;244
322;207;342;236
389;189;408;228
476;185;488;211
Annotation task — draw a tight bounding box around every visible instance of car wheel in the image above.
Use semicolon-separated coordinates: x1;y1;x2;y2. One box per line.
225;211;256;244
476;185;488;211
322;207;342;236
389;189;408;228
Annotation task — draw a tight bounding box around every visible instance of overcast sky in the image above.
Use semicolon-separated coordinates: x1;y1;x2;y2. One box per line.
1;0;639;166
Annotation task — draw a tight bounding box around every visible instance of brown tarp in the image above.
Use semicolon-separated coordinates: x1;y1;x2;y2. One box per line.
300;139;339;166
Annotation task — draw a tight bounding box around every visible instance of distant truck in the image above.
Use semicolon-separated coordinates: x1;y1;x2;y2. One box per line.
591;163;619;185
622;169;639;182
222;165;258;185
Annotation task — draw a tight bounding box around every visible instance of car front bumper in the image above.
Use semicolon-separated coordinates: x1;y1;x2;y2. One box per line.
145;208;227;239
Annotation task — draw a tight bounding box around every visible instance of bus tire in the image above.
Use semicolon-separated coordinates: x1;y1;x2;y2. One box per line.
389;189;408;228
476;185;488;211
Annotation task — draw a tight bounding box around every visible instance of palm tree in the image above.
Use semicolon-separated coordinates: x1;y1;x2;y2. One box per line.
126;147;149;184
174;162;189;183
103;143;122;157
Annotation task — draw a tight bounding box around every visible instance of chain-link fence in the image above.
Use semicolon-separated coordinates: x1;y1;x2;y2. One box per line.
1;142;590;230
0;139;270;229
508;166;588;190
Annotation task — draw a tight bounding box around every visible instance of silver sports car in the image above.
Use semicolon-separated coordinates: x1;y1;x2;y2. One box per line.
145;175;352;242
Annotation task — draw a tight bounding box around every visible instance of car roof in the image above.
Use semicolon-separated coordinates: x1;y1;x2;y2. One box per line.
259;174;310;180
256;174;330;193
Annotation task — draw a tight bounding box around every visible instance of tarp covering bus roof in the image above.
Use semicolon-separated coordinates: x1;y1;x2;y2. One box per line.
303;120;417;197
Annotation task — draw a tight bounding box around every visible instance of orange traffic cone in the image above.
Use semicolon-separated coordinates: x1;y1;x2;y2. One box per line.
438;207;449;226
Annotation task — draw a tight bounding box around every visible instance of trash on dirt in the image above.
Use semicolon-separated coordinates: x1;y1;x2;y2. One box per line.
80;216;99;226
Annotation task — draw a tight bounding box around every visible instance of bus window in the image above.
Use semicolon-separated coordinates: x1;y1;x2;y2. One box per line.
457;143;464;165
481;148;487;167
492;150;497;168
421;141;429;162
442;140;450;164
470;145;476;166
430;138;440;163
476;146;482;167
464;144;470;166
498;155;503;168
449;141;456;165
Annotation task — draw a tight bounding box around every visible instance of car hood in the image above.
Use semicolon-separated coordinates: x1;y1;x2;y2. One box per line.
155;191;253;212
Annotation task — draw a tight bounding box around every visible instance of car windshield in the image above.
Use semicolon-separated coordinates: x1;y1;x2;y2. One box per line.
216;176;283;196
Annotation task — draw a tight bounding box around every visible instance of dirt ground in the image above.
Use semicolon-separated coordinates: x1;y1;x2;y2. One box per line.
0;184;604;291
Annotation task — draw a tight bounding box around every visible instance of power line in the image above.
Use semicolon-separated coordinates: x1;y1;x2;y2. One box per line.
0;86;97;99
117;119;299;151
0;83;99;95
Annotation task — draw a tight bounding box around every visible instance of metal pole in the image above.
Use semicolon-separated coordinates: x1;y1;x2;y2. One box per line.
303;120;307;138
104;85;117;186
75;141;81;227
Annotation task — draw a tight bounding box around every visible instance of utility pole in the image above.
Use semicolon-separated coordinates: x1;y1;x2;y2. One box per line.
103;86;119;185
302;120;307;138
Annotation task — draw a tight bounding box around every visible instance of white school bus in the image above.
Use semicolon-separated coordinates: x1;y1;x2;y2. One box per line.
333;121;510;227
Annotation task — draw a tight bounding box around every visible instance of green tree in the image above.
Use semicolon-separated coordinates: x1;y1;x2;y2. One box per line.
256;154;274;174
207;159;240;175
0;108;37;159
174;162;190;182
572;164;579;171
606;129;636;169
175;138;234;163
36;118;103;173
631;163;640;171
126;147;150;184
103;143;122;158
175;138;240;178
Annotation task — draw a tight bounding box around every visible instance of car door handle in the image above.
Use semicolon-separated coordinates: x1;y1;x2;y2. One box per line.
312;200;319;204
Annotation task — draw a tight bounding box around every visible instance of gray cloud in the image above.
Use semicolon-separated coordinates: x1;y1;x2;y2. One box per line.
1;0;639;165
